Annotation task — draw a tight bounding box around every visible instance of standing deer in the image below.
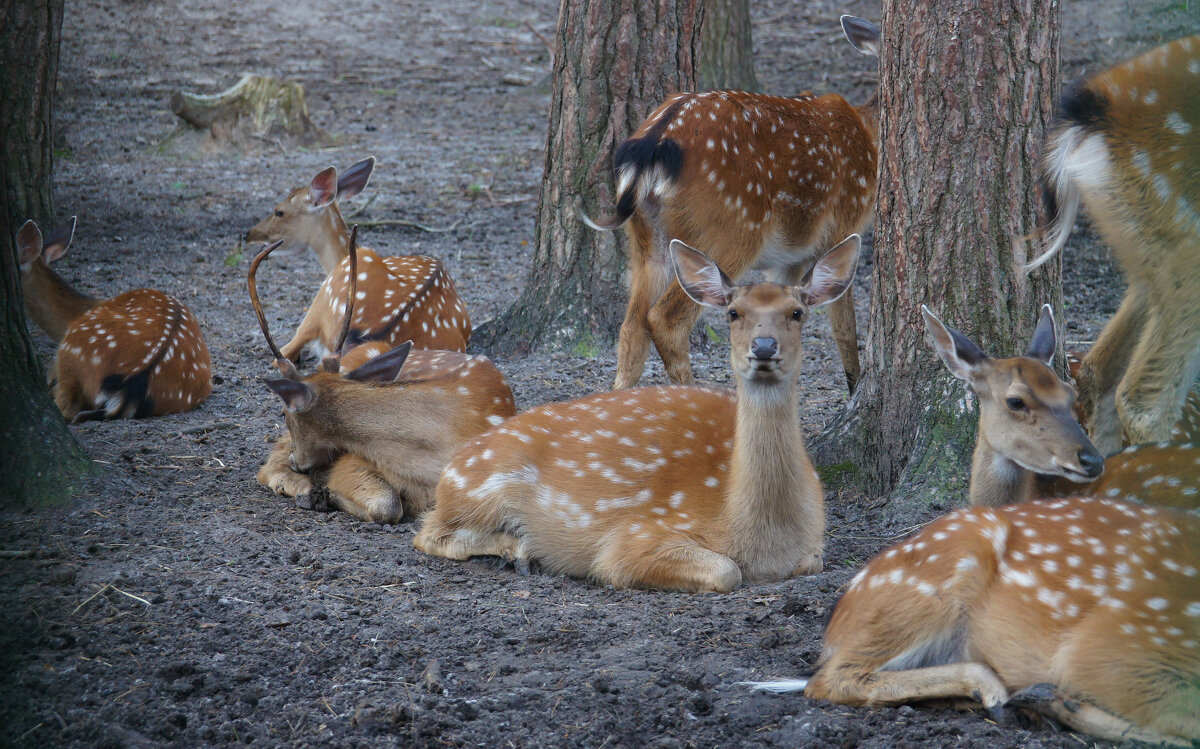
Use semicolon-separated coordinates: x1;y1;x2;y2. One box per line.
589;15;880;392
250;236;515;524
17;218;212;421
414;235;862;591
247;157;470;366
1028;32;1200;454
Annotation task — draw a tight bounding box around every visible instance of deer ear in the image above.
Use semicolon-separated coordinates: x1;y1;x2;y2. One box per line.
15;220;43;269
1025;303;1057;366
309;166;338;209
671;239;734;308
336;157;375;201
40;216;76;264
841;15;880;57
802;234;860;308
344;341;413;383
922;305;988;382
264;378;317;413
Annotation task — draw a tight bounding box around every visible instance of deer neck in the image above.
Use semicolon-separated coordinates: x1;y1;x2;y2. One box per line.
311;207;352;276
969;430;1035;507
319;381;453;471
721;376;824;580
22;261;98;342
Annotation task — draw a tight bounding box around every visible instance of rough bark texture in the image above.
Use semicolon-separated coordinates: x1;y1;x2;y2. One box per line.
0;0;93;506
474;0;703;355
697;0;757;92
816;1;1060;525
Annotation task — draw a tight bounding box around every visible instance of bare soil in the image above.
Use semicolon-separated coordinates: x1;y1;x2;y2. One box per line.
1;0;1194;747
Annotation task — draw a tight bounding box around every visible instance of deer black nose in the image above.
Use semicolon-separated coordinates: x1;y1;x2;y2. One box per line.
751;337;778;360
1078;448;1104;478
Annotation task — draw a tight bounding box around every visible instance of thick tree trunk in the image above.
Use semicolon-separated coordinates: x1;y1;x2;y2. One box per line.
0;0;94;506
474;0;703;355
816;2;1060;526
697;0;757;92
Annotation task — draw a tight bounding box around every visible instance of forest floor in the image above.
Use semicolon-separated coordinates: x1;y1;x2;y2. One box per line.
1;0;1196;746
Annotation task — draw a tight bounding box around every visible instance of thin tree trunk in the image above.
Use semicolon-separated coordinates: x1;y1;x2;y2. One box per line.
698;0;757;92
474;0;704;355
0;0;94;506
815;2;1060;526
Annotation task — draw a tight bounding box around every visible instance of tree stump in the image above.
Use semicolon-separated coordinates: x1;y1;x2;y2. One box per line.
165;74;327;154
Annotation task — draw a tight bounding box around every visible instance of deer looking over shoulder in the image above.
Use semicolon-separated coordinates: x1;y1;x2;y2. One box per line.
588;16;880;393
18;218;211;422
1027;32;1200;454
414;235;862;591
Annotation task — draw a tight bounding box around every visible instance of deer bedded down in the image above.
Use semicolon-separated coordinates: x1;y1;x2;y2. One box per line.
1028;32;1200;454
17;218;212;422
246;157;470;369
414;235;862;592
250;234;515;524
588;16;879;393
742;307;1200;745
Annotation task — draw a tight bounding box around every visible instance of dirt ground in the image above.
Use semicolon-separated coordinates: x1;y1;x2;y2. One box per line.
1;0;1196;746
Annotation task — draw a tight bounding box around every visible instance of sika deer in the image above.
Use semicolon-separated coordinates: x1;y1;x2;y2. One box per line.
250;236;515;524
247;158;470;366
1028;32;1200;453
589;16;880;392
17;218;211;421
414;235;862;591
741;308;1200;745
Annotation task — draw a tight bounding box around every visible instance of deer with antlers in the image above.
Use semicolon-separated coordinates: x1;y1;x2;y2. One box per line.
1027;32;1200;454
588;16;880;393
741;306;1200;745
247;157;470;368
250;230;515;524
17;217;211;422
414;235;862;591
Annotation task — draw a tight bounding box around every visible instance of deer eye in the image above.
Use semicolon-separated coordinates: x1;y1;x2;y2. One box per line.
728;309;739;321
792;308;803;321
275;210;285;217
1006;397;1026;412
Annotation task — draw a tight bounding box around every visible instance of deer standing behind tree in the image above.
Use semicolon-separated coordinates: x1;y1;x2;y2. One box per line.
17;218;212;422
587;16;880;393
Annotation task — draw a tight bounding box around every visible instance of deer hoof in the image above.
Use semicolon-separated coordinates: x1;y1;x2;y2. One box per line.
296;487;332;513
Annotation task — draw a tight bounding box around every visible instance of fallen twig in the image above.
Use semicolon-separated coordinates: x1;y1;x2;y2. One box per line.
0;550;34;559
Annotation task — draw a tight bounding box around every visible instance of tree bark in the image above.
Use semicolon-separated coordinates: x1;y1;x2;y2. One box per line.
0;0;94;506
474;0;704;355
697;0;757;92
815;1;1060;526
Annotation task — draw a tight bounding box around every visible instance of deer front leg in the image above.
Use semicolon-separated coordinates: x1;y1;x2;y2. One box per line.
322;454;405;524
614;239;672;390
827;290;861;393
413;524;525;561
1006;684;1194;748
804;662;1010;711
1080;286;1146;454
257;434;316;499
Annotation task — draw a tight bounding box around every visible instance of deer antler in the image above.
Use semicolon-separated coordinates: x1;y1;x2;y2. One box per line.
247;239;300;379
321;225;359;372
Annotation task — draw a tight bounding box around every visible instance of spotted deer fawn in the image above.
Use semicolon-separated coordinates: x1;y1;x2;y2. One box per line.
247;157;470;368
17;218;211;422
588;16;879;393
1027;32;1200;454
742;308;1200;745
250;235;515;524
414;235;861;591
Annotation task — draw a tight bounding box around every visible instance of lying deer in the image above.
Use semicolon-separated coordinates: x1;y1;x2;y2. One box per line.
741;307;1200;745
414;235;862;591
250;234;515;524
247;157;470;367
1027;32;1200;453
588;16;880;393
17;217;211;421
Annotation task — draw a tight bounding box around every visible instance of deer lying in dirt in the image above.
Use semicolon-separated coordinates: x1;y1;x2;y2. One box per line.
742;306;1200;746
250;233;515;524
18;217;211;421
414;235;862;591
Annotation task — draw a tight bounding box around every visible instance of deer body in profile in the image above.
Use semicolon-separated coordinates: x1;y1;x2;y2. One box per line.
17;218;211;422
1030;32;1200;453
590;16;880;393
414;235;862;591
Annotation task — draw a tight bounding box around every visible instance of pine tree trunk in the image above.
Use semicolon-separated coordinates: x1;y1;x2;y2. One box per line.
474;0;704;355
815;2;1060;526
697;0;757;92
0;0;94;507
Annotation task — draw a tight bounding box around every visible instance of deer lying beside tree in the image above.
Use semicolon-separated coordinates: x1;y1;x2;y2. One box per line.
414;235;862;591
587;16;880;393
741;306;1200;746
250;234;515;524
247;157;470;369
1027;32;1200;454
17;217;211;422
